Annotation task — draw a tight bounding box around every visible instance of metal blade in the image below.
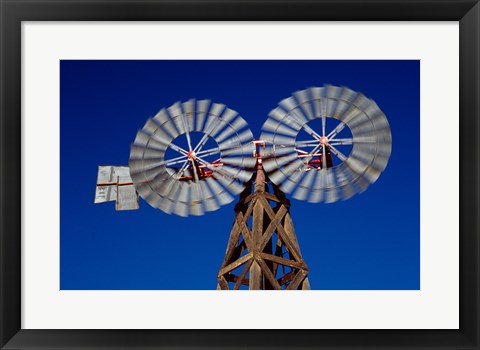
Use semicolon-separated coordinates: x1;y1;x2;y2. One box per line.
221;157;249;167
292;169;316;201
261;132;295;146
195;99;211;132
158;196;175;214
153;108;170;125
176;183;190;203
214;124;236;144
324;169;339;203
270;159;304;185
339;86;359;104
293;89;314;120
167;102;186;134
269;169;288;185
200;181;220;212
129;145;164;160
219;107;238;124
280;169;303;194
344;157;369;177
153;111;180;139
220;143;255;156
262;118;298;137
209;102;227;118
189;183;205;216
172;201;189;217
235;129;254;144
214;173;244;195
309;86;326;119
216;190;235;206
308;187;324;203
206;177;233;206
271;153;300;169
325;85;342;118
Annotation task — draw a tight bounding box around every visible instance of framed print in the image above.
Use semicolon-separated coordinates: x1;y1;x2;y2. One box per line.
1;0;479;349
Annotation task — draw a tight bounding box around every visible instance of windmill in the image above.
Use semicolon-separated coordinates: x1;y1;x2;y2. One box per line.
94;85;392;290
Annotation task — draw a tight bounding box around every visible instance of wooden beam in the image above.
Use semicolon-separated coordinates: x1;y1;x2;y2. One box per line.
286;270;309;290
256;257;281;290
219;217;243;268
259;197;277;221
239;219;255;252
263;192;280;203
258;205;288;251
249;261;262;290
277;270;296;286
218;252;253;277
272;236;284;277
243;199;255;221
252;195;264;244
283;211;302;254
233;259;253;290
258;252;307;271
217;275;229;290
301;277;311;290
275;222;305;264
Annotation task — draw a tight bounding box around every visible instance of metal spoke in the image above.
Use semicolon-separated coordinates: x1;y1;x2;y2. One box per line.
195;156;237;181
284;112;322;140
175;159;191;179
327;122;346;140
329;144;348;162
190;159;201;182
195;155;224;171
164;153;189;166
192;133;211;153
297;143;323;165
181;113;193;151
295;139;320;148
301;123;322;141
169;142;189;156
322;115;326;136
322;144;327;169
165;158;190;167
196;146;221;158
295;148;309;155
329;138;354;146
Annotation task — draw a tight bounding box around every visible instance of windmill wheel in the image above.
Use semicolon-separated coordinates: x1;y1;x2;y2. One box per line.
260;85;392;203
129;99;255;217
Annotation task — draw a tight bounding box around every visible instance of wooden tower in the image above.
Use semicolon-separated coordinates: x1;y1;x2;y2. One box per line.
217;161;310;290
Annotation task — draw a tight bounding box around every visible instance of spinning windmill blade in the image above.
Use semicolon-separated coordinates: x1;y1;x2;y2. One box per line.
128;99;256;217
260;85;392;203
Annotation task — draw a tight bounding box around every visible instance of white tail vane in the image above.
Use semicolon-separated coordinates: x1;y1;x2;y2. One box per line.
94;165;139;210
260;85;392;203
128;99;255;217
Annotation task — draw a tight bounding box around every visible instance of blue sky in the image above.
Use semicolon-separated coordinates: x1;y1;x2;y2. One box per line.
60;60;420;290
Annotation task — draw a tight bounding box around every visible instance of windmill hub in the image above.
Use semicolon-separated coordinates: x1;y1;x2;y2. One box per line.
319;136;329;145
187;150;197;160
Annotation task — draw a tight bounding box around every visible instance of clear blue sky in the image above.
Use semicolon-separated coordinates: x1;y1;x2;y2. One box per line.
60;60;419;290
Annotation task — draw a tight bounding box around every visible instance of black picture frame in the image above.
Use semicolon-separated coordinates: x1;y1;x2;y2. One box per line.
1;0;478;349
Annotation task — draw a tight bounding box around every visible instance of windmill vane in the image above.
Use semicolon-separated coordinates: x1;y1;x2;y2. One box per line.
94;84;392;290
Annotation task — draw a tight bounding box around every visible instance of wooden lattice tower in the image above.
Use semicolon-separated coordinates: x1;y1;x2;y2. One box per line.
217;161;310;290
